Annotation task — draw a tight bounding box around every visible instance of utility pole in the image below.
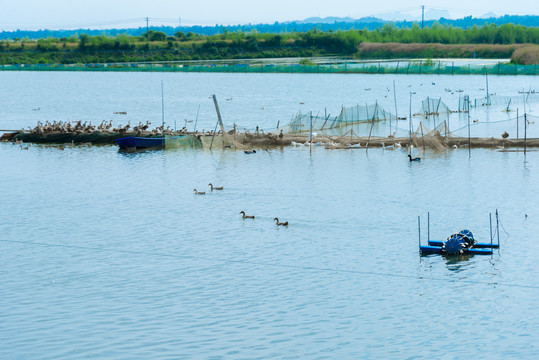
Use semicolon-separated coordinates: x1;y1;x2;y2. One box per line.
421;5;425;29
179;17;182;27
146;17;149;40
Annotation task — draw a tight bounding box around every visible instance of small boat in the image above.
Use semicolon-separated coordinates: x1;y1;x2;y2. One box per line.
115;135;199;150
115;136;167;150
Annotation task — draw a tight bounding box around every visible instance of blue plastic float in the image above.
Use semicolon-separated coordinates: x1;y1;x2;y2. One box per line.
418;210;501;256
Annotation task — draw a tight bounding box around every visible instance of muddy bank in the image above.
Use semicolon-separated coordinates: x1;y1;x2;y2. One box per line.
3;130;539;149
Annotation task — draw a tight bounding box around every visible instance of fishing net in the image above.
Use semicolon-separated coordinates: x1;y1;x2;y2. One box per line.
412;121;449;152
285;103;396;136
164;134;202;148
417;97;452;116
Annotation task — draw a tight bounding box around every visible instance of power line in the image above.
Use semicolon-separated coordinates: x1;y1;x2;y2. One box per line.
2;239;538;290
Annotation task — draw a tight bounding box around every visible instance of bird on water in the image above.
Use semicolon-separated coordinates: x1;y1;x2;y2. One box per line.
208;183;224;191
244;150;256;154
408;154;421;162
274;217;288;226
240;211;255;219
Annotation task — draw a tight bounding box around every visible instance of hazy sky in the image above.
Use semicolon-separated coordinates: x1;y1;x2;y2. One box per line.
1;0;537;30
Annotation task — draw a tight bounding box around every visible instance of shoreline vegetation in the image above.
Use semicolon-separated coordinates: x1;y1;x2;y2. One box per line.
0;23;537;71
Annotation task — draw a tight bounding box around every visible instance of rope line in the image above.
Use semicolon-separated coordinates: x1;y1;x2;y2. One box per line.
2;239;538;289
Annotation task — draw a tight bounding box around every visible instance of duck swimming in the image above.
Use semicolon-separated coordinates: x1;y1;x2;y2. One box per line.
193;189;206;195
208;183;224;191
240;211;255;219
244;150;256;154
274;217;288;226
408;154;421;162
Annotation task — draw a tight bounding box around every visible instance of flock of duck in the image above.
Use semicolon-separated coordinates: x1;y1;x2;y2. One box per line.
193;183;289;227
27;120;183;136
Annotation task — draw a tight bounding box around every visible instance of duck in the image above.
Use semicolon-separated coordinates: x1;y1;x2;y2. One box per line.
501;131;509;139
240;211;255;219
408;154;421;162
274;217;288;226
208;183;224;191
244;150;256;154
193;189;206;195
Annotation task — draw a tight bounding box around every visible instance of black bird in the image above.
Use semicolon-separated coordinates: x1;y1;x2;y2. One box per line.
240;211;255;219
274;217;288;226
244;150;256;154
408;154;421;162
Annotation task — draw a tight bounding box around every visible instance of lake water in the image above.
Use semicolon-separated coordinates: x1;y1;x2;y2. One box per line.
1;71;538;359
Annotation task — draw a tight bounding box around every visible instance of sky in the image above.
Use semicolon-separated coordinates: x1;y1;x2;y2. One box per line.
0;0;538;31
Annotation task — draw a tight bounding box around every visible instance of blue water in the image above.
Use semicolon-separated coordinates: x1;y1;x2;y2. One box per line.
1;71;539;359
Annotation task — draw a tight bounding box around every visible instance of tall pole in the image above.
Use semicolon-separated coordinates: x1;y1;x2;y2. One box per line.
524;112;527;155
466;95;471;158
421;5;425;29
516;108;519;139
409;92;412;154
418;216;421;248
489;212;493;246
309;111;313;154
392;80;397;136
485;69;490;105
161;81;165;130
496;209;500;246
146;17;150;40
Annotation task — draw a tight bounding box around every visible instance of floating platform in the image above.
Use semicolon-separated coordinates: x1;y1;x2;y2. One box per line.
419;245;493;255
417;211;501;257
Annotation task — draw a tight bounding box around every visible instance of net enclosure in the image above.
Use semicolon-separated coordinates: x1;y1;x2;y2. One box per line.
284;103;397;136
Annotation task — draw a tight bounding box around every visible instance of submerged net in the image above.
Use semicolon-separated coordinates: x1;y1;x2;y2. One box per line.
164;134;202;148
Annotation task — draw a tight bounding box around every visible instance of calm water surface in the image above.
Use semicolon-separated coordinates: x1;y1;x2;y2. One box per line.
0;72;538;359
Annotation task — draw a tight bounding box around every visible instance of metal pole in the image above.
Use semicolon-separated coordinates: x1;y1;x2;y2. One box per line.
310;111;313;154
524;113;527;155
496;209;500;246
409;92;412;154
392;80;397;135
418;216;421;247
516;108;519;139
194;104;200;132
161;81;165;130
427;212;430;243
489;212;493;245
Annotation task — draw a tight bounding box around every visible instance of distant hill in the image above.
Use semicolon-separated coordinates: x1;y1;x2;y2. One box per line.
0;14;537;40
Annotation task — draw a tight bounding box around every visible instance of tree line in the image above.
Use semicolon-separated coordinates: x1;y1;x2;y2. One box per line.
0;22;537;65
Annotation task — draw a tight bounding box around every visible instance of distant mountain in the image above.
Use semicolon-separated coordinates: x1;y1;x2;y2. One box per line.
288;16;382;24
480;12;498;19
424;9;452;21
293;16;357;24
378;9;452;22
